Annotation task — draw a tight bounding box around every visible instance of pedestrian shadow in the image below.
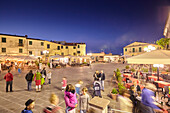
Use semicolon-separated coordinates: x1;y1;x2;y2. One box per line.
53;86;62;91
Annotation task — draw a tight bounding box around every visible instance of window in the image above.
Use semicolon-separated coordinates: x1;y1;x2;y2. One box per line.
61;46;63;49
132;48;135;52
29;51;32;55
61;53;64;56
78;45;80;48
57;46;60;50
19;48;23;53
139;47;142;52
125;48;127;52
41;42;44;46
2;48;6;52
77;51;80;54
66;46;68;49
73;53;76;55
47;44;50;49
19;39;23;46
29;41;32;45
73;46;76;49
2;37;6;43
41;51;44;55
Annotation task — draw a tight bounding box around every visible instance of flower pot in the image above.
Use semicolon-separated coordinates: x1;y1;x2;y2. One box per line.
110;92;118;100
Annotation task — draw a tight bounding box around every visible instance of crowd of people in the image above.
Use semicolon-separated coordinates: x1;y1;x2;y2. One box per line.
3;65;169;113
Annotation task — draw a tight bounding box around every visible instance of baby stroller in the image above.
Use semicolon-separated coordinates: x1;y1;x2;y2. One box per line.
93;81;102;98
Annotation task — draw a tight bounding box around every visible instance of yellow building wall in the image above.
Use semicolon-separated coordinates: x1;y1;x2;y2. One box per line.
123;42;160;56
0;35;27;55
76;44;86;56
27;39;45;56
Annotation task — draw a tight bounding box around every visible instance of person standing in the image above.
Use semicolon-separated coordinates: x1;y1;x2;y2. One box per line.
47;71;52;84
100;70;105;91
41;67;47;84
21;99;35;113
61;77;67;91
4;70;13;92
93;70;101;81
32;70;42;92
25;70;34;91
78;87;90;113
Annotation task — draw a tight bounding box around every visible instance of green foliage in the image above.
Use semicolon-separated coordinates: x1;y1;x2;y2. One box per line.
35;61;39;66
47;63;50;67
130;68;135;72
118;82;126;95
83;62;87;64
115;68;122;82
125;65;130;69
142;68;148;72
111;88;118;94
152;67;157;72
156;38;169;49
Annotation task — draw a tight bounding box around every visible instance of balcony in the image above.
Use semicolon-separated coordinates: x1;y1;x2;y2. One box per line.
18;43;24;47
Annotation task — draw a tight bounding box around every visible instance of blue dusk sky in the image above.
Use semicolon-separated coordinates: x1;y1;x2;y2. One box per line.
0;0;170;54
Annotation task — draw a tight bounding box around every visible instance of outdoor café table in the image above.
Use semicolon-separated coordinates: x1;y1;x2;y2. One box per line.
154;81;170;88
125;83;144;90
148;76;164;81
123;77;139;83
123;73;131;77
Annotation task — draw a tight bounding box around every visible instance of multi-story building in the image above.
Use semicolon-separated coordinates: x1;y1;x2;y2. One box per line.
0;33;86;59
123;42;160;57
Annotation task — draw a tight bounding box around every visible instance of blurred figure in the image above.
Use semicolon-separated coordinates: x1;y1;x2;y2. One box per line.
61;77;67;91
43;93;63;113
21;99;35;113
118;89;133;113
41;67;47;84
78;87;90;113
93;80;102;98
141;83;162;113
25;70;34;91
4;70;13;92
100;70;105;91
32;70;42;92
47;71;52;84
93;70;101;81
75;80;83;96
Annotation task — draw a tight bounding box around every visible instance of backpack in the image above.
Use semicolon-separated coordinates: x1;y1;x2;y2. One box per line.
25;73;33;81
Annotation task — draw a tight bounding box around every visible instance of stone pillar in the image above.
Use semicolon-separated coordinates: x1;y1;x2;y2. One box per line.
89;97;110;113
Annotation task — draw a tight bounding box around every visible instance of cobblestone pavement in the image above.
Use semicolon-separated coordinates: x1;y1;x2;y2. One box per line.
0;63;126;113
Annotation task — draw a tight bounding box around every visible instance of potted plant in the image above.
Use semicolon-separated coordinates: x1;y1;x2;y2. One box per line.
130;68;135;73
110;88;118;100
125;65;130;70
56;65;61;69
152;67;157;73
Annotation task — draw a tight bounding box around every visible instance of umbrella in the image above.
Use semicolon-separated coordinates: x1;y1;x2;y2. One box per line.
127;50;170;80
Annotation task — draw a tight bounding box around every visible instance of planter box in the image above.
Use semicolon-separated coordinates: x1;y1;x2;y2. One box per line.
110;92;118;100
56;66;61;69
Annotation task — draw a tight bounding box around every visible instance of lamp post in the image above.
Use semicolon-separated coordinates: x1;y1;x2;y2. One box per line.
43;50;49;62
153;64;164;81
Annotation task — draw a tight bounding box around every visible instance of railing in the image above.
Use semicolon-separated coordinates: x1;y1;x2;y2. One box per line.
18;43;24;46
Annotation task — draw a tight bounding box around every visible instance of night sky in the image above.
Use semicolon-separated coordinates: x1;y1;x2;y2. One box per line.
0;0;170;54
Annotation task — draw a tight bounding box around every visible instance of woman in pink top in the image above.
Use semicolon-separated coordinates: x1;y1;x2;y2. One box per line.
64;84;77;113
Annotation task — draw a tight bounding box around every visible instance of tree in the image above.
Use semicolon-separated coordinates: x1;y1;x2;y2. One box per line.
156;38;170;49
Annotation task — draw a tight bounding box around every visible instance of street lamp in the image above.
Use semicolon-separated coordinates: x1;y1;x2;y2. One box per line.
153;64;164;81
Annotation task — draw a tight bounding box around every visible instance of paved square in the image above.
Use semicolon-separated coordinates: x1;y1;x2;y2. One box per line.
0;63;126;113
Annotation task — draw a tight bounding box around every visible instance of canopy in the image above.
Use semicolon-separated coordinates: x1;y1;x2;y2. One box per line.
127;50;170;64
0;55;37;61
50;55;64;58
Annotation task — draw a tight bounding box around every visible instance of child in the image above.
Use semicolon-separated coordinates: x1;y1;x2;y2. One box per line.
32;70;42;92
64;84;78;113
47;71;52;84
75;80;83;96
79;87;90;113
21;99;35;113
61;77;67;91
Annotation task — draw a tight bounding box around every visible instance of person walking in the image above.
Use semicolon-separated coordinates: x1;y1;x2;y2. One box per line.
78;87;90;113
43;93;63;113
25;70;34;91
64;84;78;113
21;99;35;113
47;71;52;84
61;77;67;91
100;70;105;91
32;70;42;92
41;67;47;84
4;70;13;92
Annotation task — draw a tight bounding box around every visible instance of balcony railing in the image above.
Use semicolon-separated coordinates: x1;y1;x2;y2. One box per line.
18;43;24;47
